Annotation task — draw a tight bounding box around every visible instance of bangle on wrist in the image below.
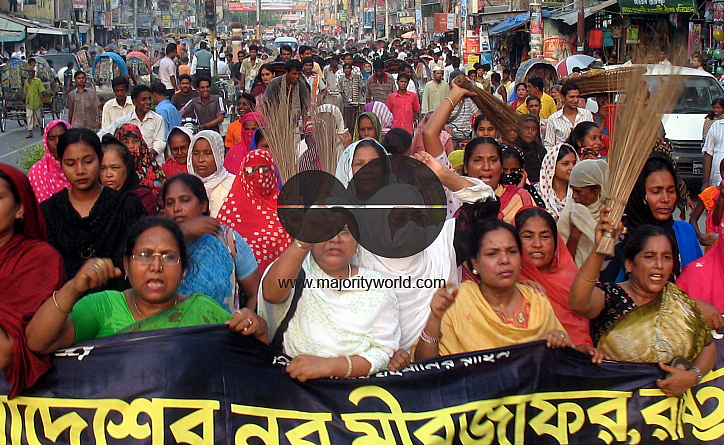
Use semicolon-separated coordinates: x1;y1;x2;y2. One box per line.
577;272;598;283
343;355;353;378
445;97;456;108
52;291;71;317
691;366;702;385
294;239;312;251
420;329;442;344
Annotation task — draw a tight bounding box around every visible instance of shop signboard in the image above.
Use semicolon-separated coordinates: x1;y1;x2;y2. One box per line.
162;13;171;27
364;11;373;27
105;11;112;26
228;2;244;10
72;0;86;9
433;12;447;32
447;12;455;29
618;0;695;14
543;36;573;60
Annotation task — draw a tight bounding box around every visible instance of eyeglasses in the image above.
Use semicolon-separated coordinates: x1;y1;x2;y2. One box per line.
244;165;272;176
388;213;426;229
131;252;181;266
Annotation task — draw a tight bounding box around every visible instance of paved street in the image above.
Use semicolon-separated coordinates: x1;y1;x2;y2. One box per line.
0;114;51;170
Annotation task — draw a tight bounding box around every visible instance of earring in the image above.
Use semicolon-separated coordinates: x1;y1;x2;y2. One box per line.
643;196;648;205
472;268;478;275
17;213;24;222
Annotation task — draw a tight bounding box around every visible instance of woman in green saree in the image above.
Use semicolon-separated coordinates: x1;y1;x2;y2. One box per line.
569;215;716;398
26;216;268;353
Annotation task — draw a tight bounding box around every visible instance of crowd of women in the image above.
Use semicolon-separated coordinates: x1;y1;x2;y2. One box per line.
0;76;720;400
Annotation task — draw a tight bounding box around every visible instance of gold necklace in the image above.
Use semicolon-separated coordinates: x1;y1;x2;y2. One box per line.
133;293;179;320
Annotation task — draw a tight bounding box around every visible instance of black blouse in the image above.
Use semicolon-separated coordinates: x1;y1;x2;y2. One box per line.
41;187;147;290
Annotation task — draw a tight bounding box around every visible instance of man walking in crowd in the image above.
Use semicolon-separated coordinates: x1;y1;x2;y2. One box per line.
386;73;420;134
302;57;326;104
99;84;167;162
180;76;226;133
299;45;323;77
191;41;213;80
102;76;135;127
216;53;232;77
366;59;395;103
159;43;178;99
240;45;262;94
66;71;100;129
422;63;449;114
151;82;182;137
276;45;293;63
341;62;364;130
23;66;45;138
516;76;556;118
171;74;199;110
264;59;310;125
322;55;343;109
544;82;593;150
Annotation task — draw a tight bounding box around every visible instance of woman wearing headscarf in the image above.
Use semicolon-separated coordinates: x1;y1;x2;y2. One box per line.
217;150;291;273
114;124;166;194
535;143;578;220
600;154;702;283
28;120;71;203
364;101;393;137
224;111;267;175
517;114;547;183
0;164;65;398
187;130;236;218
558;159;608;267
352;111;382;142
100;135;158;215
162;126;193;178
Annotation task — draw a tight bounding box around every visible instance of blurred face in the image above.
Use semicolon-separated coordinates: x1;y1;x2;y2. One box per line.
564;89;581;110
311;227;357;273
164;180;208;223
243;120;260;132
344;55;353;64
714;103;724;116
364;63;372;74
121;134;141;154
75;74;86;88
124;226;184;304
100;149;128;191
520;119;538;143
466;143;501;189
286;68;301;85
579;127;603;150
519;216;555;272
527;99;541;116
168;132;190;164
256;136;269;150
133;90;152;113
551;88;560;100
237;98;252;117
280;49;292;61
179;77;192;93
397;76;409;91
433;70;443;81
357;116;377;140
301;49;312;58
625;235;674;294
554;152;576;183
191;138;217;178
28;68;34;78
62;141;100;191
597;96;609;116
571;185;600;207
645;169;676;221
387;207;425;239
46;123;67;159
249;49;257;59
471;228;521;290
113;84;128;101
260;68;273;84
0;177;22;239
343;65;352;75
197;81;211;99
475;119;496;138
303;62;313;76
516;85;528;99
351;145;381;176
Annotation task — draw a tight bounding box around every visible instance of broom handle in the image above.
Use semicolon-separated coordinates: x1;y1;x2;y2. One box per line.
453;75;487;112
596;198;624;257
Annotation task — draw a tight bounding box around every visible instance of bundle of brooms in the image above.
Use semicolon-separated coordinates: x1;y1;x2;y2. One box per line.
597;71;682;256
564;66;647;96
309;105;341;174
260;97;299;185
453;75;523;134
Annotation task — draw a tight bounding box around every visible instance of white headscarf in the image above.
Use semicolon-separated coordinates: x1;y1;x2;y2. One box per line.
535;143;579;219
187;130;233;191
558;159;608;267
334;138;390;186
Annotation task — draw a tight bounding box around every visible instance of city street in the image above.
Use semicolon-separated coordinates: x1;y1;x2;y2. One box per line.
0;118;46;170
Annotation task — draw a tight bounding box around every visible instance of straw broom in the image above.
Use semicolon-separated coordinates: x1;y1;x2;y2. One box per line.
260;95;299;185
597;71;682;256
453;75;523;134
310;105;340;174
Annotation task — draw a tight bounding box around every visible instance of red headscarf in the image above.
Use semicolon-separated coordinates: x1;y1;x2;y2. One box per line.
217;150;290;272
514;207;593;347
224;112;267;175
0;163;65;398
114;124;166;192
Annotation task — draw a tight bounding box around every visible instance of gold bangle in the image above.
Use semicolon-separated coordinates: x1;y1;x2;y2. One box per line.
294;239;311;251
445;97;456;108
343;355;353;378
577;272;598;283
52;291;71;317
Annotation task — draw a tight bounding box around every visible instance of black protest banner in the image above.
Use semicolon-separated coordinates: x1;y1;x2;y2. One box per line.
2;325;724;444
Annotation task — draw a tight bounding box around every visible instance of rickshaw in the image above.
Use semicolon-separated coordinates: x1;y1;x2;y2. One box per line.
125;51;153;86
92;52;129;103
515;58;558;91
0;57;54;132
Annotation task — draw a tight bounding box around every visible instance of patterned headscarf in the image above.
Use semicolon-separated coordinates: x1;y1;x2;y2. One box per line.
217;150;290;272
114;124;166;191
365;101;393;136
27;120;71;203
536;143;578;219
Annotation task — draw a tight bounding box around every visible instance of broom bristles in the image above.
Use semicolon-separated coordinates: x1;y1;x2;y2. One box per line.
310;105;340;174
453;75;523;134
260;97;298;185
597;69;683;256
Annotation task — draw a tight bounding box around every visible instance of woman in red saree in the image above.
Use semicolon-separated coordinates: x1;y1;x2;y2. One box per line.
0;164;65;397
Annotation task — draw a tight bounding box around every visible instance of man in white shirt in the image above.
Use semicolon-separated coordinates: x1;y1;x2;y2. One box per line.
216;53;232;77
302;56;326;103
158;42;178;98
239;44;262;92
703;119;724;188
98;84;167;163
544;82;594;150
101;76;135;128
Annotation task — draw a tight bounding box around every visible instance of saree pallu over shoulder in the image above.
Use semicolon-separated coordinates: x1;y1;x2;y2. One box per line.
597;283;712;363
118;294;232;334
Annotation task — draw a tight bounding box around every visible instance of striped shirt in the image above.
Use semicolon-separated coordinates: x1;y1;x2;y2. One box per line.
544;107;594;151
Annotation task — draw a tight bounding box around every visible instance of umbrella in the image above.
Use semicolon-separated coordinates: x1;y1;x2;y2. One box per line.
401;31;417;39
555;54;596;78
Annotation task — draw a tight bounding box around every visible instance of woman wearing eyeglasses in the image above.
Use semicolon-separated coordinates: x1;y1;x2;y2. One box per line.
162;174;261;312
217;150;290;274
26;216;267;354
